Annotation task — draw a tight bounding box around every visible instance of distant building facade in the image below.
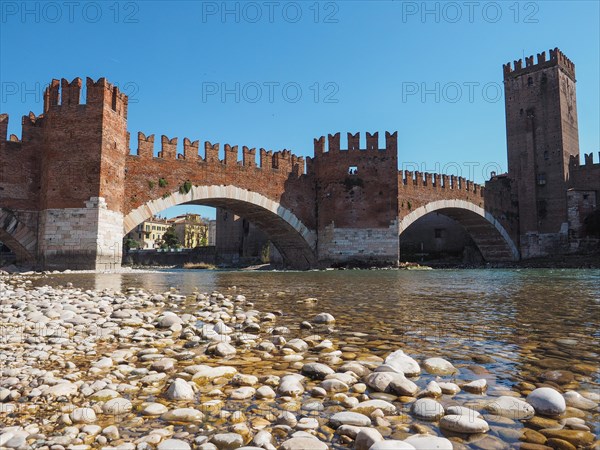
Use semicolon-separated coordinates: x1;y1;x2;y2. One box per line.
125;216;170;249
170;214;209;248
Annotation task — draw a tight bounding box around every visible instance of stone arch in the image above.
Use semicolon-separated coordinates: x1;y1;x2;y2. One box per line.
398;200;519;261
0;209;37;264
123;186;318;269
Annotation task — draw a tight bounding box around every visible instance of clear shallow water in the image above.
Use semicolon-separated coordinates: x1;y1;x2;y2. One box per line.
33;268;600;436
38;268;600;378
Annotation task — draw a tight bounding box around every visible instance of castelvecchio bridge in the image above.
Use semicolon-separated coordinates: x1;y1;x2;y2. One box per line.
0;48;598;269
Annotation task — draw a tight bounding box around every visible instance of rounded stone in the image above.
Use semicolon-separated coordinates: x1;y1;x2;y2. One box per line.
404;435;453;450
352;399;397;416
439;414;490;433
70;407;97;424
484;395;535;419
161;408;204;422
214;342;237;357
102;397;132;415
211;433;244;450
355;428;383;450
329;411;371;428
302;362;335;380
255;386;276;399
89;389;119;401
527;387;566;416
44;382;78;397
422;357;458;375
446;405;483;419
278;375;304;396
313;313;335;324
410;398;445;420
369;441;416;450
563;391;598;410
157;439;191;450
157;313;182;328
382;350;420;376
230;386;255;400
320;379;348;393
141;402;169;415
538;429;595;447
463;378;487;394
166;378;195;401
438;382;460;395
280;437;328;450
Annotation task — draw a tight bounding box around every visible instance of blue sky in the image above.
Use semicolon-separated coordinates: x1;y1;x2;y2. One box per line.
1;1;599;220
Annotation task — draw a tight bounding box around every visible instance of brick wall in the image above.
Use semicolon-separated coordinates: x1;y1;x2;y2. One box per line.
399;171;484;220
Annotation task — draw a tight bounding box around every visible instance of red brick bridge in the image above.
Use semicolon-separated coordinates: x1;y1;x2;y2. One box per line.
0;77;519;269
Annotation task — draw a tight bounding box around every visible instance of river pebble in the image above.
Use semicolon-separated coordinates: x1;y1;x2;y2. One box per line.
527;387;567;416
0;274;597;450
439;414;490;433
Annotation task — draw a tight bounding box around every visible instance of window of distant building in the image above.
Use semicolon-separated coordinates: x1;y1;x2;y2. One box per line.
434;228;443;239
348;166;358;175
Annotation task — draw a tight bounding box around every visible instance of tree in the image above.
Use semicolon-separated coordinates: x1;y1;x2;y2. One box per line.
161;226;180;249
124;238;140;251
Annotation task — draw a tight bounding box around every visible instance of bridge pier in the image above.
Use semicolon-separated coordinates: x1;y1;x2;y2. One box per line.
317;220;400;267
38;197;123;270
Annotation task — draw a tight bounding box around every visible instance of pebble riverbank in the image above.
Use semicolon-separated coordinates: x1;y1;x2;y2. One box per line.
0;273;598;450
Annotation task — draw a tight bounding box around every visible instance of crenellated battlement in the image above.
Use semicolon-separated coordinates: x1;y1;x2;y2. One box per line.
400;170;484;196
312;131;398;156
42;77;128;117
0;113;8;142
568;152;600;195
131;131;305;174
0;112;46;146
569;152;600;169
503;47;575;80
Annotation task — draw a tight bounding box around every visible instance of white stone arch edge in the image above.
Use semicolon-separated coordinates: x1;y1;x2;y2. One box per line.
398;199;520;261
123;185;317;250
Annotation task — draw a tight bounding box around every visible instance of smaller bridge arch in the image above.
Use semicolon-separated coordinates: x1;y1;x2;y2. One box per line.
399;200;519;262
0;209;37;264
123;185;318;269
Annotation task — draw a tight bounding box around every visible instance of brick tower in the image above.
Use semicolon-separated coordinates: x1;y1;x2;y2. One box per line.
503;48;580;257
309;132;399;266
39;78;129;269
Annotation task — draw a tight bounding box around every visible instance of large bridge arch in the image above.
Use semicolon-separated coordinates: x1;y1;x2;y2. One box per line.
399;200;519;262
123;185;318;269
0;209;37;264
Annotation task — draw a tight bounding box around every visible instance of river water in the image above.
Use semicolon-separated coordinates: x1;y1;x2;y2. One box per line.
28;268;600;439
39;269;600;385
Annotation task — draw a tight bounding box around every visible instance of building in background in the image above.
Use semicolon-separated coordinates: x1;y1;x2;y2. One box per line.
170;214;209;248
125;216;171;249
